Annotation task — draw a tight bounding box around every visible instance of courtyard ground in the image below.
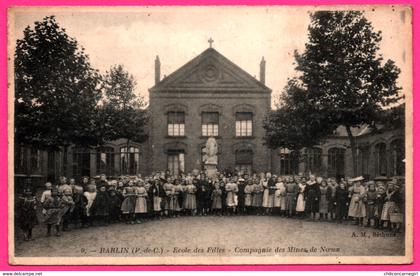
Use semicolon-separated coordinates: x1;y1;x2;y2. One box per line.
14;215;404;257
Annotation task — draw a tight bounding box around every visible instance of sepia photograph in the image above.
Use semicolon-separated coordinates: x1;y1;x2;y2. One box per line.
7;5;413;265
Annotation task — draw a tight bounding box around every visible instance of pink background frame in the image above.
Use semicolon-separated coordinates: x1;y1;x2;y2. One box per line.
0;0;417;271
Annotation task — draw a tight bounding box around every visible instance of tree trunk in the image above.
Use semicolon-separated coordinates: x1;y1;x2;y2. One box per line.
345;125;358;177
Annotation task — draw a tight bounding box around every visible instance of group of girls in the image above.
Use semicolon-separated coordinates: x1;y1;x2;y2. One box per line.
15;171;404;241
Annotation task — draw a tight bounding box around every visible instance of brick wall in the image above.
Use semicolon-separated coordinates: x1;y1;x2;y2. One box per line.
148;90;271;174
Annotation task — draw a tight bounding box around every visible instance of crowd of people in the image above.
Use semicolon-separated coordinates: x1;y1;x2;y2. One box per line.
15;171;405;241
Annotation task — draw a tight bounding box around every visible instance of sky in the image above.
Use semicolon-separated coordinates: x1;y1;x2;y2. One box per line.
10;6;412;107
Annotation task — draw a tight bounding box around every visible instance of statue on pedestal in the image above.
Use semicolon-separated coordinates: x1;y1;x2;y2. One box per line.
203;136;218;165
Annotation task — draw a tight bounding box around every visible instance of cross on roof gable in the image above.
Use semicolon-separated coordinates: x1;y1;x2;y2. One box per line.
149;48;271;93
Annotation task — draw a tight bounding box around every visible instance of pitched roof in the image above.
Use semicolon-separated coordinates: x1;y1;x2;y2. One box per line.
333;125;370;137
149;47;271;93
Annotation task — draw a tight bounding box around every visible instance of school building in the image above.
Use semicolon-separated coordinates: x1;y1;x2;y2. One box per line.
14;46;405;189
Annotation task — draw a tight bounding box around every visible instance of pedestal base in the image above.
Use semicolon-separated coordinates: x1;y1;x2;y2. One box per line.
204;164;217;178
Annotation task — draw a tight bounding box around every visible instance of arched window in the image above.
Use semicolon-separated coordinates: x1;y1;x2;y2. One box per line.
120;147;140;175
279;148;299;175
390;139;404;176
72;147;91;180
15;145;27;174
374;143;387;176
30;148;42;174
235;149;253;175
328;148;345;179
167;149;185;176
306;147;322;174
96;147;115;177
47;150;56;183
357;146;370;178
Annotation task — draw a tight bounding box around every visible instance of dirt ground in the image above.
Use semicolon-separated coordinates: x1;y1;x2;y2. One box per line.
14;215;404;257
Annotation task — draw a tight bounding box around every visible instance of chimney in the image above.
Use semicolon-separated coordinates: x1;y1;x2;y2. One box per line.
155;55;161;85
260;56;266;85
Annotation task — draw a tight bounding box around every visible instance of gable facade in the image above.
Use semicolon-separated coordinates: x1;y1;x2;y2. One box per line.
147;47;272;175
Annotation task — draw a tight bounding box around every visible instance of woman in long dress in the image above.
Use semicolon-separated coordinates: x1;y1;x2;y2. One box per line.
43;188;65;236
251;178;263;215
381;182;401;230
274;178;285;216
348;179;366;226
173;179;184;217
225;178;239;215
335;182;349;223
285;177;298;217
16;187;38;241
261;173;270;211
83;184;97;226
163;180;175;217
120;181;136;224
296;180;306;218
328;179;338;220
305;175;320;220
318;180;329;220
152;179;165;219
211;182;223;215
244;180;254;215
134;181;148;223
184;179;197;215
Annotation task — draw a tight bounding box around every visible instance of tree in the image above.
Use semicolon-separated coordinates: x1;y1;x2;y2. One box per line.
264;78;337;152
99;65;148;146
15;16;103;151
265;11;401;176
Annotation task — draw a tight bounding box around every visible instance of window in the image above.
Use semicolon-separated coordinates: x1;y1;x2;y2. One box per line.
357;146;370;178
279;148;299;175
121;147;140;175
72;147;91;180
14;145;42;176
235;149;253;175
390;139;404;176
374;143;387;176
306;148;322;174
47;150;56;183
167;150;185;176
60;149;68;176
30;148;42;174
235;112;253;137
328;148;345;179
96;147;115;176
168;112;185;136
202;112;219;137
15;145;27;174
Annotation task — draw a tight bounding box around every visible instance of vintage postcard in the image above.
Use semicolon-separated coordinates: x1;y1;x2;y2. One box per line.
7;5;413;265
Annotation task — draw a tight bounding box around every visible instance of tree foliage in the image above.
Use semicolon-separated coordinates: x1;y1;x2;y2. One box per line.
264;11;402;175
99;64;148;144
15;16;103;150
264;79;337;150
295;11;401;126
15;17;149;152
